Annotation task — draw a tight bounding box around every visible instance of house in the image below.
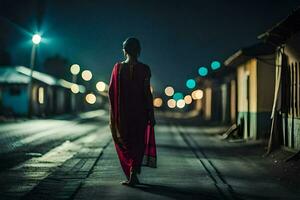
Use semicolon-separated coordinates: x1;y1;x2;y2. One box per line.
196;65;236;125
224;43;276;140
258;7;300;150
0;66;85;117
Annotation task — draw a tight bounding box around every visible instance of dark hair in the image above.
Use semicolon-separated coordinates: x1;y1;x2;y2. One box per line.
123;37;141;58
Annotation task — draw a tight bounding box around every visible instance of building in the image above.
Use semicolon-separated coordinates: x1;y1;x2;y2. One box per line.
224;43;276;140
0;66;85;117
196;65;236;125
258;7;300;150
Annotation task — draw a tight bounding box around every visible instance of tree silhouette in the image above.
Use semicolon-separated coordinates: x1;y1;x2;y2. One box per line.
43;54;71;80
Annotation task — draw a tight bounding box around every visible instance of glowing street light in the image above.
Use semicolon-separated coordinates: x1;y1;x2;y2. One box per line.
28;33;42;117
184;95;193;104
198;67;208;77
153;98;163;108
96;81;106;92
85;93;96;104
173;92;184;101
176;99;185;109
82;70;93;81
32;34;42;45
71;84;80;94
165;86;174;96
167;99;176;108
211;61;221;70
191;89;204;100
186;79;196;89
70;64;80;75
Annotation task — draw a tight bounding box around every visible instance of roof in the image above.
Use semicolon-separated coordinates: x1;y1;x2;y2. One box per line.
258;7;300;46
0;66;85;91
224;43;275;67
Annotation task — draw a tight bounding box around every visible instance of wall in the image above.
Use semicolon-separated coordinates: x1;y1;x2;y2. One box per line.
282;32;300;150
237;59;257;139
1;85;28;115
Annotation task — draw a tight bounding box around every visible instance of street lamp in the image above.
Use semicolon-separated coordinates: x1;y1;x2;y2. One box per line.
28;33;42;117
32;34;41;45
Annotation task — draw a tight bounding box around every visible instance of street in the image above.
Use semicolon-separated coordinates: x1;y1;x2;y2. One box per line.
0;110;299;200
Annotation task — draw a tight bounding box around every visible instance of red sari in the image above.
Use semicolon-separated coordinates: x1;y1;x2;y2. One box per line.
108;62;157;179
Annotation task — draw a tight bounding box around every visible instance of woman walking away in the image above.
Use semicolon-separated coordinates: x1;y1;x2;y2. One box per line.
108;37;157;186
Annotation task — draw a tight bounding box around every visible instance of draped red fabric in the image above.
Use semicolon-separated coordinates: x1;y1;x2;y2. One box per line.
109;63;157;179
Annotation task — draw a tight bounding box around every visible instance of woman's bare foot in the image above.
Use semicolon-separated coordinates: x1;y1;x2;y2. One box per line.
121;171;140;186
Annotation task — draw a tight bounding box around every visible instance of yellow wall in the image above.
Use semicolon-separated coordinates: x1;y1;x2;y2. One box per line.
257;54;275;112
237;59;257;113
230;79;236;122
204;87;212;120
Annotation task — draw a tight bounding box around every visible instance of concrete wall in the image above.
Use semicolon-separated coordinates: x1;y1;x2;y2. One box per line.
236;57;274;140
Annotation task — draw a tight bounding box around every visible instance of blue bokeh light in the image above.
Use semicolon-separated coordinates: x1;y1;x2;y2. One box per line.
198;67;208;76
211;61;221;70
186;79;196;89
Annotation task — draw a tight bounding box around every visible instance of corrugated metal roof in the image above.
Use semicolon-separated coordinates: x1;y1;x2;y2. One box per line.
258;7;300;46
0;66;85;91
224;43;275;67
0;67;30;84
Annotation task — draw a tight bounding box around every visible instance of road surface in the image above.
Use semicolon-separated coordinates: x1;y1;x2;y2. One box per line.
0;110;298;200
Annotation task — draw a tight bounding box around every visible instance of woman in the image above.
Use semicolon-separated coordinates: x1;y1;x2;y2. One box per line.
108;37;157;186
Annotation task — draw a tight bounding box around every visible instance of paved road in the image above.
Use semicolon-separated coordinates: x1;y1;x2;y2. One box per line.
0;111;299;199
74;123;299;200
0;110;112;199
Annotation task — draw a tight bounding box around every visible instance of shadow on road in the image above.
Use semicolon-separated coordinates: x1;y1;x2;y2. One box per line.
134;183;218;200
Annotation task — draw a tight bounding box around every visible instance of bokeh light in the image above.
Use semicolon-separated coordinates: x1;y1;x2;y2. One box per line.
150;86;154;93
186;79;196;89
191;89;204;100
173;92;184;101
153;98;163;108
85;93;96;104
32;34;41;45
198;67;208;76
165;86;174;96
70;64;80;75
81;70;92;81
167;99;176;108
96;81;106;92
211;61;221;70
176;99;185;109
184;95;193;104
71;84;79;94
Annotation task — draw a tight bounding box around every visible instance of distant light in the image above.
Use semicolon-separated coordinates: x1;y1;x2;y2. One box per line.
198;67;208;77
32;34;41;45
184;95;193;104
79;86;86;93
96;81;106;92
165;86;174;96
167;99;176;108
176;99;185;109
191;89;204;100
186;79;196;89
71;84;80;94
150;86;154;94
211;61;221;70
82;70;92;81
38;87;44;104
153;98;163;108
173;92;184;101
70;64;80;75
86;93;96;104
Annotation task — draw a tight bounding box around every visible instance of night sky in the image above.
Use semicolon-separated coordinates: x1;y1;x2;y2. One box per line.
0;0;299;94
